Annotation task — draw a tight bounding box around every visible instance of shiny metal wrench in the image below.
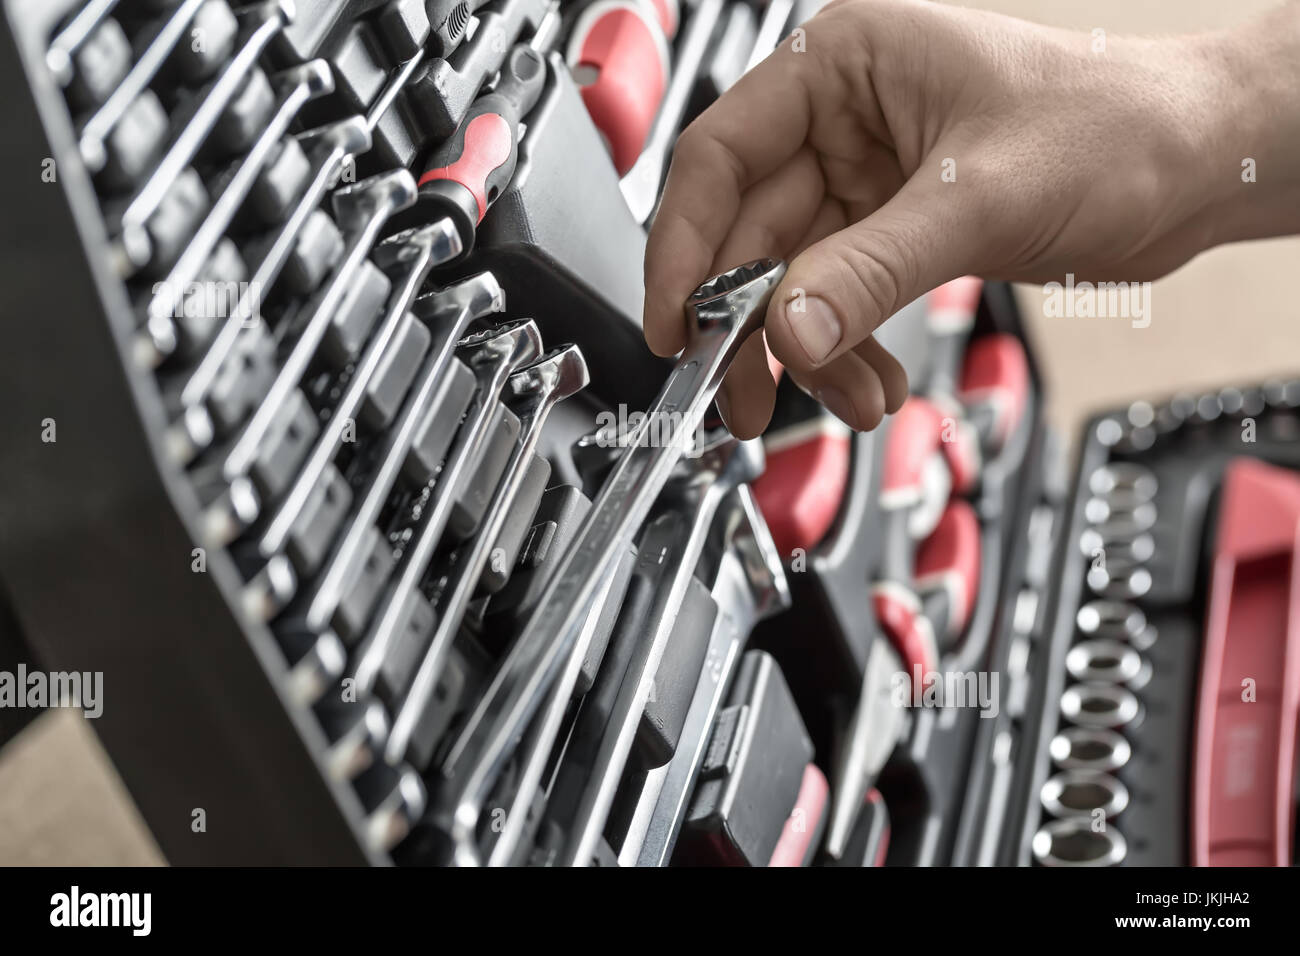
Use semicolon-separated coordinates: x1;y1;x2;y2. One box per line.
255;221;464;561
458;436;744;868
341;317;544;666
480;569;627;866
620;0;724;223
298;274;505;635
825;636;907;860
379;345;590;765
556;436;763;867
433;258;786;857
625;484;790;865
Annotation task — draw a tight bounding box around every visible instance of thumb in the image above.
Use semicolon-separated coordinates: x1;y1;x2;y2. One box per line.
763;176;982;376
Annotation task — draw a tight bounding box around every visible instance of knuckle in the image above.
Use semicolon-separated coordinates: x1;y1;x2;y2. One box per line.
669;123;713;178
731;217;782;259
837;232;908;326
677;113;747;183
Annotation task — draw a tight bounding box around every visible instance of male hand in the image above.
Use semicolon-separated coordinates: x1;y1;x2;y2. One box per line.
644;0;1297;437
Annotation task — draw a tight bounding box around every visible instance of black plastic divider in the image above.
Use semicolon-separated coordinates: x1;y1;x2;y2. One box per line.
951;419;1058;864
882;282;1049;865
1009;389;1300;866
439;54;668;412
0;0;377;864
749;280;1052;864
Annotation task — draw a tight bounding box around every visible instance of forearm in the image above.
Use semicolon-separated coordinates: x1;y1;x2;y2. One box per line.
643;0;1300;437
1195;3;1300;245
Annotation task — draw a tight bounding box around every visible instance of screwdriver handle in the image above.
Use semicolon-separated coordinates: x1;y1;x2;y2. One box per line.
427;0;481;58
415;44;547;250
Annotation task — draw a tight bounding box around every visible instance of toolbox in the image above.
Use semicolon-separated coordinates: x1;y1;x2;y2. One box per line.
0;0;1295;867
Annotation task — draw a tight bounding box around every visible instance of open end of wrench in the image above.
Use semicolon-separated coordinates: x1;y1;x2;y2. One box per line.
508;344;590;404
458;318;544;369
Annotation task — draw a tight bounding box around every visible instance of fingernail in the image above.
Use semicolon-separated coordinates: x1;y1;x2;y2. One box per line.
816;386;857;430
785;294;841;365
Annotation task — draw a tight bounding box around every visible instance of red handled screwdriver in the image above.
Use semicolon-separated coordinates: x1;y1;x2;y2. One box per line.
426;0;499;58
428;0;568;58
391;41;547;254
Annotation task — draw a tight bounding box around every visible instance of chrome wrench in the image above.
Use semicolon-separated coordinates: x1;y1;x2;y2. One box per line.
620;0;724;223
433;258;786;859
481;568;629;866
343;321;545;695
377;345;590;764
825;636;907;860
296;274;505;636
482;433;749;867
556;434;764;866
625;484;790;865
254;221;464;562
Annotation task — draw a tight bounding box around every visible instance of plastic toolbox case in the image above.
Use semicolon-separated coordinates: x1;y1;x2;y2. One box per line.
0;0;1295;867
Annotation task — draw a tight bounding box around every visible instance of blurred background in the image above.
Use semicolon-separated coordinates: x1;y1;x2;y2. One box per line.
964;0;1300;442
1;0;1297;865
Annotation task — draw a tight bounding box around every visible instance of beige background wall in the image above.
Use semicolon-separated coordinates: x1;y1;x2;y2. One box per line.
951;0;1300;438
2;0;1297;865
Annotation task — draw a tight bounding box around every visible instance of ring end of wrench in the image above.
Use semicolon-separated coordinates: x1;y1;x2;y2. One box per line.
686;258;787;333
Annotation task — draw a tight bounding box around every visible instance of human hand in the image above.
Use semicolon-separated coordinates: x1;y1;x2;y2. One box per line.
644;0;1300;437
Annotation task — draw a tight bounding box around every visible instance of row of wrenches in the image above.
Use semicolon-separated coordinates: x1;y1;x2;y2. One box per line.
51;0;800;862
290;259;790;859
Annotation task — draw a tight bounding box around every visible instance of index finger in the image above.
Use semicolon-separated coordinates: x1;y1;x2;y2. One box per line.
642;40;816;356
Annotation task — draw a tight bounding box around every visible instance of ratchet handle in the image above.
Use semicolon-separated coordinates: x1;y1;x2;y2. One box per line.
416;44;547;246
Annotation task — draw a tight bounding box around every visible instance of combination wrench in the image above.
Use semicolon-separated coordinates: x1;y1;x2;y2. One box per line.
276;290;519;706
379;344;591;766
342;320;546;706
624;484;790;866
239;222;465;622
480;567;631;866
295;274;506;637
481;431;759;867
432;258;787;861
198;169;418;547
553;434;764;866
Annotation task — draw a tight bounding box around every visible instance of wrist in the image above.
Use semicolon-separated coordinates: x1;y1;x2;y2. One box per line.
1189;8;1300;245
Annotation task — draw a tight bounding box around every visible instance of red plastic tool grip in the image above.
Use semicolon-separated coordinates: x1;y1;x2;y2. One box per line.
768;763;829;867
568;2;668;176
753;417;851;555
417;112;513;223
1191;457;1300;866
880;397;946;509
958;333;1030;450
914;498;981;639
927;276;983;334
